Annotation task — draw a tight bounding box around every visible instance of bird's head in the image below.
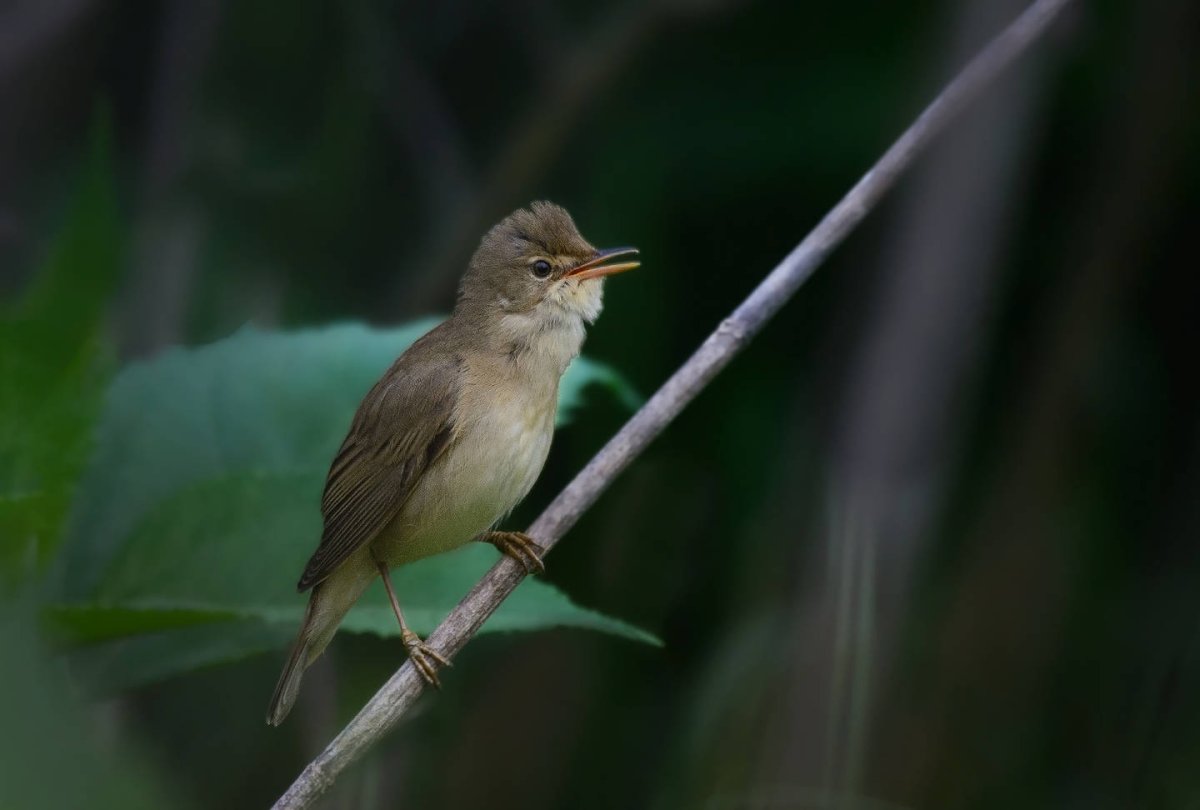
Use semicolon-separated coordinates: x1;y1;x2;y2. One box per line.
456;201;638;327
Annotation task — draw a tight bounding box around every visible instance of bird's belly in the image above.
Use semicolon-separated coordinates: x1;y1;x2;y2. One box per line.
373;399;554;566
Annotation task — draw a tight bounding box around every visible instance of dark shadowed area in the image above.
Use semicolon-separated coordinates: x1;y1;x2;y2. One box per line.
2;1;1198;809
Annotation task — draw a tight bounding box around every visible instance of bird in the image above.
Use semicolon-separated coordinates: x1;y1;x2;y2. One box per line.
266;201;639;725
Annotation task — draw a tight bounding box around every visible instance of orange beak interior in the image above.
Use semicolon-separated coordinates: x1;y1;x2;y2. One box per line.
566;246;640;282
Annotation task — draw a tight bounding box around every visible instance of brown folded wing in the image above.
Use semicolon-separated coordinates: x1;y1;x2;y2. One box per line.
297;326;461;591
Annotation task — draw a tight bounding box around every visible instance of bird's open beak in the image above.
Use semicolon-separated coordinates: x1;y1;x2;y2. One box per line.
566;246;640;282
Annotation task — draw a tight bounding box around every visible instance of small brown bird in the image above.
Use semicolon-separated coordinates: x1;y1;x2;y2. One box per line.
266;201;638;725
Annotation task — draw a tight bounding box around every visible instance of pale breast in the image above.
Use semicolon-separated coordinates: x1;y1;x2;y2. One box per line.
373;362;557;566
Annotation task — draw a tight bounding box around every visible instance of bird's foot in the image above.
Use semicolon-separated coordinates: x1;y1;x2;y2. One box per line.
482;530;546;575
402;629;451;688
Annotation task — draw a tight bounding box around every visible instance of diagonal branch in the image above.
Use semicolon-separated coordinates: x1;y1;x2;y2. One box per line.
272;0;1075;805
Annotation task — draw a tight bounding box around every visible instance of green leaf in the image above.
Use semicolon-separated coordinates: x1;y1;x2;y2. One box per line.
0;601;187;810
53;322;654;691
0;109;121;587
560;355;644;418
63;621;296;697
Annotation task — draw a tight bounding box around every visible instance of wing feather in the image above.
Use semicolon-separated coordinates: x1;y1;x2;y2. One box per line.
297;326;461;591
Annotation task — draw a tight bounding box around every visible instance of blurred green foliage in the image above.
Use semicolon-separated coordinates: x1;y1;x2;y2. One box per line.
0;602;185;810
0;112;120;588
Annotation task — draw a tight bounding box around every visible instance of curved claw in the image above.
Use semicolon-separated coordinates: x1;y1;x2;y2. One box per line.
484;531;546;575
402;629;451;688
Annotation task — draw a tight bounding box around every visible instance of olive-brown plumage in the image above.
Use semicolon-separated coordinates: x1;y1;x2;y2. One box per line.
266;202;638;725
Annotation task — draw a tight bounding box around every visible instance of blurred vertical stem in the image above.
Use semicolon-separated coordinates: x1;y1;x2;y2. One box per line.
272;0;1076;806
882;0;1200;801
118;0;221;358
759;0;1060;797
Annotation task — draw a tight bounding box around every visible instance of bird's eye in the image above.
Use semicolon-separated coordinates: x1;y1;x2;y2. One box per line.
531;259;552;279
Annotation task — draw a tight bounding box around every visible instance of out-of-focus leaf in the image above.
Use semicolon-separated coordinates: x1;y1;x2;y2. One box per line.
0;600;186;810
53;321;653;690
0;111;121;586
55;546;657;694
57;320;441;600
561;355;644;415
64;620;295;697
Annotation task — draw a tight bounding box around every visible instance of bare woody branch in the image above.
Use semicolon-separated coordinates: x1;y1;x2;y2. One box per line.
272;0;1076;805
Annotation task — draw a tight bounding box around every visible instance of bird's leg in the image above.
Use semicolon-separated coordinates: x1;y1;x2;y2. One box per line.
372;554;451;688
479;530;546;575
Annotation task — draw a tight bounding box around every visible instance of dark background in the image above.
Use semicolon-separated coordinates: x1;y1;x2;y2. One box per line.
3;0;1199;808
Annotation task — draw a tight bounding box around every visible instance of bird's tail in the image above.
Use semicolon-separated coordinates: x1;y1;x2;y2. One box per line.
266;557;375;726
266;594;317;727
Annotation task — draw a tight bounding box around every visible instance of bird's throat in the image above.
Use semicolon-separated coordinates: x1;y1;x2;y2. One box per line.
449;300;587;391
493;307;587;382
